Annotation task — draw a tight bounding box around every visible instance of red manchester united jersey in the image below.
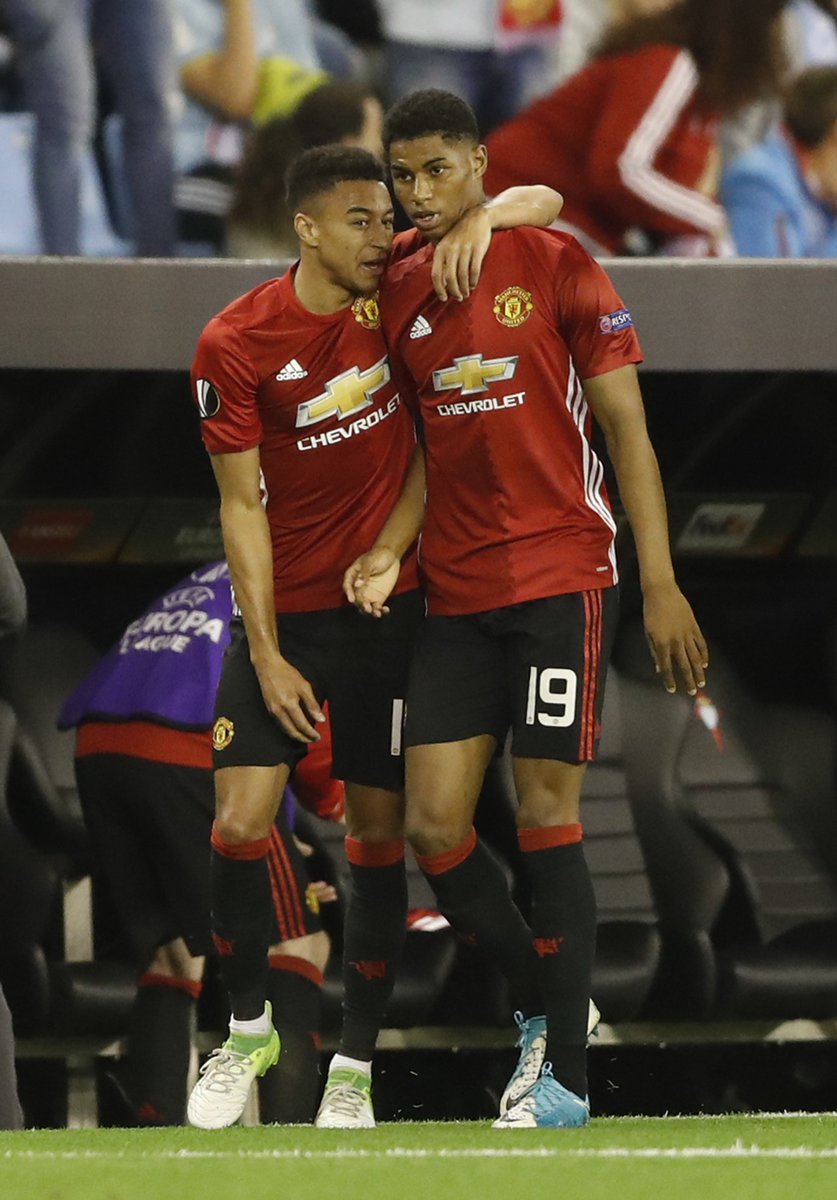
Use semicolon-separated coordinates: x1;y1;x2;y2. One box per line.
193;268;419;613
382;227;642;615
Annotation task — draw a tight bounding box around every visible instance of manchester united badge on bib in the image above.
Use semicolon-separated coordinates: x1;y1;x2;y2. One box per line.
493;286;534;328
352;295;381;329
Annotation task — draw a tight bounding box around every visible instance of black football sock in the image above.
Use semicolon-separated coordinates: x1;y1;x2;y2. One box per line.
338;838;407;1062
258;957;323;1124
415;829;542;1015
519;823;596;1100
126;973;201;1124
210;823;273;1021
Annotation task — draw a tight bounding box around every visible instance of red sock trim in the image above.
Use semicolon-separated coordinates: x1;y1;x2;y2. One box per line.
211;822;270;861
345;836;405;868
414;827;477;876
138;972;203;1000
267;954;324;988
518;822;584;852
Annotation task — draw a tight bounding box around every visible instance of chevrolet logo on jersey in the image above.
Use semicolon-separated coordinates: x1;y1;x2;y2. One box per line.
432;355;518;397
296;357;391;428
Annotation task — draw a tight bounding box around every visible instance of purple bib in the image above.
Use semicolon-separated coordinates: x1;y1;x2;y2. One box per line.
59;561;233;730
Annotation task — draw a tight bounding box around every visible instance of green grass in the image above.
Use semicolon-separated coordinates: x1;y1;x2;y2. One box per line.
2;1116;837;1200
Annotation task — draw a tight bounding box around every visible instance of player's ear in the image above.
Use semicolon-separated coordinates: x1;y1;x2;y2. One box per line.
472;143;488;180
295;211;318;248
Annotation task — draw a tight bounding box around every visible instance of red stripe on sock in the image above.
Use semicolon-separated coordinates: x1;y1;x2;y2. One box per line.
273;827;308;938
267;954;324;988
138;972;203;999
345;836;405;868
414;828;477;876
266;832;294;943
517;823;584;852
211;822;269;861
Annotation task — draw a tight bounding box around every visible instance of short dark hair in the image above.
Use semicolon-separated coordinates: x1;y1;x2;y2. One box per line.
785;66;837;147
383;89;479;152
285;144;386;212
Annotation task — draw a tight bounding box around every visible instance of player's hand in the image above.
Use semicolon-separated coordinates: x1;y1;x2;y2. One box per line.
343;546;401;617
309;879;338;905
432;206;492;302
642;582;709;696
254;653;325;742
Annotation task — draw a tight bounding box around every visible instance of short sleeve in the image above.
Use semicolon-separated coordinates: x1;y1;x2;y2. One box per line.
554;238;644;380
191;317;262;455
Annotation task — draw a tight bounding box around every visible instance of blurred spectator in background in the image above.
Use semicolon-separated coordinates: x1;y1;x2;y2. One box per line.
484;0;789;255
723;66;837;256
172;0;365;252
722;0;837;161
172;0;324;249
225;79;384;258
550;0;674;86
2;0;175;255
786;0;837;70
315;0;381;50
376;0;561;136
0;532;25;1130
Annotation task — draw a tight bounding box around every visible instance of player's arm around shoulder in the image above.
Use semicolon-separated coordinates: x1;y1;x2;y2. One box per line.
431;185;564;302
211;448;324;742
584;366;709;696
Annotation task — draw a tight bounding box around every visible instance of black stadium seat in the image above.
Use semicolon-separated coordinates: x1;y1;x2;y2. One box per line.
618;623;837;1021
0;621;96;863
0;698;55;1035
0;624;136;1110
582;671;662;1021
0;691;135;1041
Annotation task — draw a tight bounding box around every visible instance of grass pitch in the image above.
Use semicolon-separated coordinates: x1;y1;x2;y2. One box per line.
2;1115;837;1200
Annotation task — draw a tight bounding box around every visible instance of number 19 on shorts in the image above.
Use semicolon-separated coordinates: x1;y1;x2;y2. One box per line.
525;667;578;727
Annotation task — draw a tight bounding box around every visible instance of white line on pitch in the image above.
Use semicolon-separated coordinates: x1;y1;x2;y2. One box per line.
5;1145;837;1161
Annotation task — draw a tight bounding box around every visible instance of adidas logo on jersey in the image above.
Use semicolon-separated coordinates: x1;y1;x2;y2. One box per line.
276;359;308;381
409;315;432;340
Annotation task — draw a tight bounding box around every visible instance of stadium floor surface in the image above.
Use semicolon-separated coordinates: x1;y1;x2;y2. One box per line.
2;1114;837;1200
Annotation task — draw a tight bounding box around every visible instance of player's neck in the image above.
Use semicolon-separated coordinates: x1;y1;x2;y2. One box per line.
293;258;355;315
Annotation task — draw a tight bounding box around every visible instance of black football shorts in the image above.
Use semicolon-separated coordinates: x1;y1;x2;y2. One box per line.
212;591;424;791
404;588;618;763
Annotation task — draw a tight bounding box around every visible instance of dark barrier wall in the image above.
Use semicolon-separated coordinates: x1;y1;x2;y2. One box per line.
0;258;835;372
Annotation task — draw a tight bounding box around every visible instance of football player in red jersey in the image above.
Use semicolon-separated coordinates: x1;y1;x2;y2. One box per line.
187;143;564;1129
340;90;709;1130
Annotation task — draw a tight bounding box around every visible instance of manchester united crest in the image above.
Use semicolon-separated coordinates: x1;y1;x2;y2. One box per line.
212;716;235;751
493;285;534;328
352;295;381;329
